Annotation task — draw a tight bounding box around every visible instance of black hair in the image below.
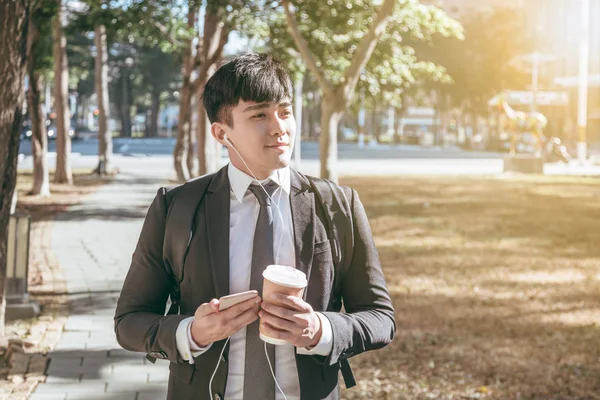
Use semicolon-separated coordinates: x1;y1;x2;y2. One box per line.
202;53;293;126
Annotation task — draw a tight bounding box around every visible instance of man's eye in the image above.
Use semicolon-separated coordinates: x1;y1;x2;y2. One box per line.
253;113;266;119
281;110;292;116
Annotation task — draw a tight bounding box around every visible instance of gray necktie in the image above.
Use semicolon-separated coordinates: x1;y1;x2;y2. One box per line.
244;181;278;400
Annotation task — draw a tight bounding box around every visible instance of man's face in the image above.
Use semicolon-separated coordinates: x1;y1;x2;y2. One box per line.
221;99;296;178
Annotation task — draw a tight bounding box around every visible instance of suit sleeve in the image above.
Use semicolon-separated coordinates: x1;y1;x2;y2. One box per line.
321;188;396;366
114;188;190;363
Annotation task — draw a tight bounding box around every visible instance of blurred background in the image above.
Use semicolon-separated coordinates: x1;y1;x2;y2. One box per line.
1;0;600;399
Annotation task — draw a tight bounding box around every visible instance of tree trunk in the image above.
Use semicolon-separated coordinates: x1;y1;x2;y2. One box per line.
26;13;50;196
94;24;112;175
53;3;72;184
0;0;29;337
149;86;160;137
120;69;131;137
186;101;195;178
197;98;221;176
197;100;208;176
319;96;344;182
172;2;199;182
174;84;191;182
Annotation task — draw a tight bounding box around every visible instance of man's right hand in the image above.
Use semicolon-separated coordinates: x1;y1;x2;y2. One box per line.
190;296;261;347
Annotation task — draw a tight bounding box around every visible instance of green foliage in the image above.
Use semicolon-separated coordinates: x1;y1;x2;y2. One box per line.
30;0;59;75
266;0;462;109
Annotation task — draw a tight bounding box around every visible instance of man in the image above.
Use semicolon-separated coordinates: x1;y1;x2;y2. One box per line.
114;53;395;400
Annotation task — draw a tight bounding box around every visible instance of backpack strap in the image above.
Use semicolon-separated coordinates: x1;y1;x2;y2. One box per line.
307;177;354;293
146;174;214;364
307;176;356;389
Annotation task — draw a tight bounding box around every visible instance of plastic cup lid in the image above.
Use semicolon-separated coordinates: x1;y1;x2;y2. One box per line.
262;265;307;289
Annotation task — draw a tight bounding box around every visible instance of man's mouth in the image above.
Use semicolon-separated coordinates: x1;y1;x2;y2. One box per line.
266;143;289;148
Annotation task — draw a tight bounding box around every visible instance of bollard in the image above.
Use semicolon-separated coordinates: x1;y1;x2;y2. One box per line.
6;211;40;321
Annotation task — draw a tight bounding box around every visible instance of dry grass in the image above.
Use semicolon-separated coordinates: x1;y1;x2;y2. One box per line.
14;170;112;220
339;175;600;400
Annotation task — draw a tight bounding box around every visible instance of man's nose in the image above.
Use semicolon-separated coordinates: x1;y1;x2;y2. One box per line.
268;115;287;136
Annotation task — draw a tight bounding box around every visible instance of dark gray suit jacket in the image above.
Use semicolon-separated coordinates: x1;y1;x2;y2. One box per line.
114;166;395;400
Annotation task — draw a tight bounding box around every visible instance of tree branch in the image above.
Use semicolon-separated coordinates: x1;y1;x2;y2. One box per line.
191;12;230;95
281;0;334;97
342;0;395;102
152;20;180;48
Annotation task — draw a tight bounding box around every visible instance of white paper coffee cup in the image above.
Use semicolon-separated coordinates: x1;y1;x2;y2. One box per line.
260;265;308;345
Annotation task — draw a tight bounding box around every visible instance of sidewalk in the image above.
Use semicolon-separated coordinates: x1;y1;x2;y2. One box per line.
30;168;171;400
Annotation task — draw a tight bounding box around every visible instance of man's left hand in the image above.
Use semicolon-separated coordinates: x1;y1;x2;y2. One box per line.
259;293;322;349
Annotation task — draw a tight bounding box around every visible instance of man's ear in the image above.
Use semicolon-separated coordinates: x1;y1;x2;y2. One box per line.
210;122;227;146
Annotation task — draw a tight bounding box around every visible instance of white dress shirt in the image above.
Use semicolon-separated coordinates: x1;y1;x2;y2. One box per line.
175;163;333;400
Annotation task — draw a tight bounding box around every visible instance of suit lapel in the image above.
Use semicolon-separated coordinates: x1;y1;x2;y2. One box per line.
289;169;315;301
206;166;231;299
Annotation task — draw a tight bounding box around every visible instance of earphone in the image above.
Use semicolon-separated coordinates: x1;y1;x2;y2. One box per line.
209;132;289;400
223;134;234;147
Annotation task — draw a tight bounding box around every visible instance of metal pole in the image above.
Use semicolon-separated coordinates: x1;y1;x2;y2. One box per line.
294;73;303;169
577;0;590;163
531;54;539;113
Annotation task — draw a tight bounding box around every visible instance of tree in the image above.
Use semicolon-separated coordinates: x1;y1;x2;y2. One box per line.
173;1;271;181
173;0;200;182
27;0;57;196
54;0;73;183
70;0;184;175
280;0;462;181
0;0;31;336
137;46;180;137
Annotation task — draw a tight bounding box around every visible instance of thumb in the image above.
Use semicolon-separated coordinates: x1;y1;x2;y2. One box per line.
195;299;220;317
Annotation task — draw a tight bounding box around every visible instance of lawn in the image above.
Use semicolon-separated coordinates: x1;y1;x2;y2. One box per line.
339;175;600;400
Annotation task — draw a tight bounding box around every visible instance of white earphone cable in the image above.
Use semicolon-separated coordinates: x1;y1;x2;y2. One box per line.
209;336;231;400
227;140;287;264
225;138;289;398
265;342;288;400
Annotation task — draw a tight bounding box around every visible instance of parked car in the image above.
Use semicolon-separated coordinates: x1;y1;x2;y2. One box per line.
21;123;76;140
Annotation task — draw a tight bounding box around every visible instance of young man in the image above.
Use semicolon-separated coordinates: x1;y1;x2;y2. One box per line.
114;53;395;400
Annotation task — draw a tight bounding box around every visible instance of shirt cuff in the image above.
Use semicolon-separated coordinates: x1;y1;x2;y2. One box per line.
176;317;213;364
296;312;333;356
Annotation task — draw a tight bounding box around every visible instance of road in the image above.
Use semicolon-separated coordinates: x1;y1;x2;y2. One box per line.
19;138;505;159
18;138;600;177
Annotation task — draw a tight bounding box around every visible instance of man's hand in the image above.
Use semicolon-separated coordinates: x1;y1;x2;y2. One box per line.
259;293;322;348
191;296;261;347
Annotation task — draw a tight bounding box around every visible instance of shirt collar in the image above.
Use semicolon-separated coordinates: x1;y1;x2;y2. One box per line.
227;163;291;204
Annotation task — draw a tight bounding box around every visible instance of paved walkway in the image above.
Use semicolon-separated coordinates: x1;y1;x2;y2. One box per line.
30;168;171;400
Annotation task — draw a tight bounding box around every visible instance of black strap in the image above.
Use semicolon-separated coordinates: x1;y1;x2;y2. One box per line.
146;174;214;364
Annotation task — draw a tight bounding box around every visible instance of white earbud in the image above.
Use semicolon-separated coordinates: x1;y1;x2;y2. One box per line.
223;134;234;147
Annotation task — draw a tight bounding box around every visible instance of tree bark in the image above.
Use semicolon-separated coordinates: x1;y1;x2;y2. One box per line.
186;97;195;178
26;12;50;196
0;0;29;336
120;69;131;137
173;2;197;183
174;84;191;182
53;2;72;184
94;24;112;175
197;96;221;176
197;100;208;176
319;96;344;182
149;86;160;137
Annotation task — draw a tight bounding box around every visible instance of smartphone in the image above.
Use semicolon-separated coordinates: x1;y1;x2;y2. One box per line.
218;290;259;311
